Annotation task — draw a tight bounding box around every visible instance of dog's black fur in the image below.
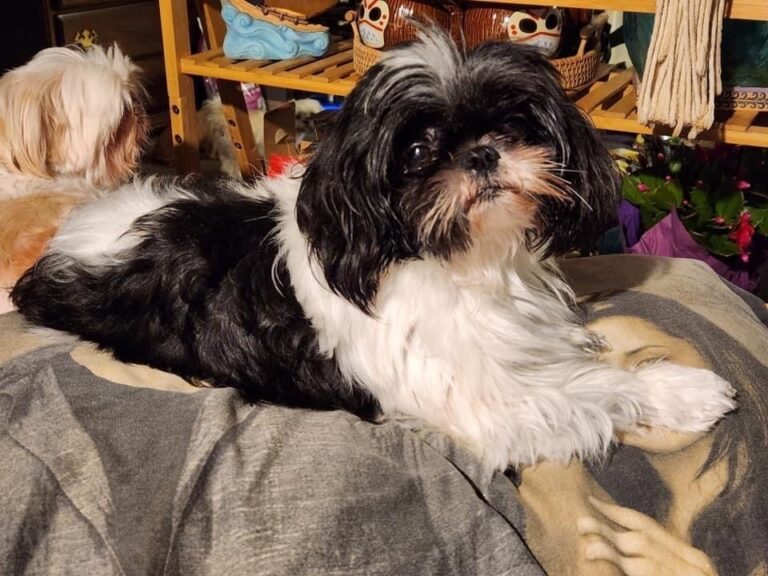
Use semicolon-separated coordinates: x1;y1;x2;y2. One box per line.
12;178;380;418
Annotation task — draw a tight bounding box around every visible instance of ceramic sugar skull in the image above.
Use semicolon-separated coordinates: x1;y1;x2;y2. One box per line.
357;0;391;48
355;0;461;49
507;8;562;56
464;3;563;57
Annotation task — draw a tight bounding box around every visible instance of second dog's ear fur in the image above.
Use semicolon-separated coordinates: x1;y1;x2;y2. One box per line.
0;45;147;188
0;75;53;179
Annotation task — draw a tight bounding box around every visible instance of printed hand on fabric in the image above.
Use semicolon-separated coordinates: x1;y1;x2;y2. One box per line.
578;497;717;576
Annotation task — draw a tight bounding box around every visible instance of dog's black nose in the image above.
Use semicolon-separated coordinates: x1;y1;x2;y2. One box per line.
463;145;501;174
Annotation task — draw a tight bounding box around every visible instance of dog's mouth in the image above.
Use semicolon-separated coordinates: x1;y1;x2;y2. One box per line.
465;182;508;210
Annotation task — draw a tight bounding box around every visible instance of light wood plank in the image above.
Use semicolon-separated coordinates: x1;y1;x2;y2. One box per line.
466;0;768;20
309;62;356;82
596;86;637;119
181;47;224;66
279;51;354;78
160;0;200;174
260;55;319;73
576;69;633;113
199;56;236;69
180;59;355;96
229;59;271;70
727;109;760;132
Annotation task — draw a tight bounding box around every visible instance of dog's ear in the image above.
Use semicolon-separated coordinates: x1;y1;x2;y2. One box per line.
61;45;147;187
90;45;148;187
99;91;148;187
0;71;54;178
466;41;621;257
535;100;621;257
296;70;419;314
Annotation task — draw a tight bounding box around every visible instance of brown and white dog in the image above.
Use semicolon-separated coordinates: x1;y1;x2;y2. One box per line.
0;44;147;312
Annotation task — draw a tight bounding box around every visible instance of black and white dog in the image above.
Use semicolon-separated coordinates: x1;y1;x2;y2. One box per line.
12;30;735;471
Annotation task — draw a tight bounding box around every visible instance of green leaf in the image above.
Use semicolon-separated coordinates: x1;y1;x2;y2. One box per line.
654;179;684;210
622;176;647;206
748;207;768;236
708;234;740;257
690;188;713;224
714;193;744;223
640;205;664;230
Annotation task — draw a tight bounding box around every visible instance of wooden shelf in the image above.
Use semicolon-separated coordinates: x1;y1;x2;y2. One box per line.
574;68;768;147
160;0;768;177
180;43;768;148
179;40;358;97
472;0;768;21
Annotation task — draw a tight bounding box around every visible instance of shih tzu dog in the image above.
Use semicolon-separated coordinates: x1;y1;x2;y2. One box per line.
12;31;735;470
0;44;147;312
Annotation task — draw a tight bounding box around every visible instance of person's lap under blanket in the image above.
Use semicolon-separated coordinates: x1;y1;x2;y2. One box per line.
1;254;766;575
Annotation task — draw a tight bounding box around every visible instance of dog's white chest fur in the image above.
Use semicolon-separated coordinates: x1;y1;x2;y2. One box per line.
275;179;735;470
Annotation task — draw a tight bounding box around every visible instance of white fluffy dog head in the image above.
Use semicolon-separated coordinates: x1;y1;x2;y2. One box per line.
0;45;147;187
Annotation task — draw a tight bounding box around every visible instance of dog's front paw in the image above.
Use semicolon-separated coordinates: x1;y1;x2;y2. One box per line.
635;362;736;432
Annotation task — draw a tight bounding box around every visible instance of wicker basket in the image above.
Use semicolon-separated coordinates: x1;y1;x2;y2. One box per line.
550;12;608;90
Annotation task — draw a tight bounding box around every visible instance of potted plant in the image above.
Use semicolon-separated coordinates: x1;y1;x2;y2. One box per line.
614;136;768;291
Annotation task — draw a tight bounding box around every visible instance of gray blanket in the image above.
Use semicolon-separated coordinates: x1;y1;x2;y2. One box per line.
0;345;541;575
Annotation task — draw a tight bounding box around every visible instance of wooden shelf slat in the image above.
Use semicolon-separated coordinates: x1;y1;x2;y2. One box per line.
468;0;768;20
279;51;354;78
229;58;271;71
259;55;320;73
599;86;638;118
308;61;357;83
576;68;634;113
727;109;760;132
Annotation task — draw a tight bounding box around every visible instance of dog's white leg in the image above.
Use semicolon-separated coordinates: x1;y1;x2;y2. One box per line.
514;359;735;465
453;358;736;471
630;362;737;432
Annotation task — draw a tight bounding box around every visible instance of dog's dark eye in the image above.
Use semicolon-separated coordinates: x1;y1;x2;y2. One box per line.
404;142;433;174
369;7;382;20
520;18;537;33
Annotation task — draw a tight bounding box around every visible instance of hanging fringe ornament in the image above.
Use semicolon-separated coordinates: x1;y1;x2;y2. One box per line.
636;0;726;138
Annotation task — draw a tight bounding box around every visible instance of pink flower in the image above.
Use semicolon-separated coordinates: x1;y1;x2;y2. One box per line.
729;212;756;256
637;182;650;193
741;253;750;263
713;216;726;225
736;180;751;191
665;175;673;182
656;152;665;161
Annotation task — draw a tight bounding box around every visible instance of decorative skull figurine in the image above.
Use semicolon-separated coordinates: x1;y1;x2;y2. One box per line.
463;3;563;57
357;0;390;48
507;8;562;57
355;0;461;50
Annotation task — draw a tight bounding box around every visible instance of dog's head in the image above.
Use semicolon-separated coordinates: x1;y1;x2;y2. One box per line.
297;29;620;312
0;44;147;187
